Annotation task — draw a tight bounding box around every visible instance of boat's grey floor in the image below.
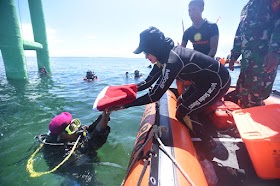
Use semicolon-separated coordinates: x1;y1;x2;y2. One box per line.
192;124;280;186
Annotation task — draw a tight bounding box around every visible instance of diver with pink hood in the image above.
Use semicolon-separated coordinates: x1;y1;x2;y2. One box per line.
43;111;110;153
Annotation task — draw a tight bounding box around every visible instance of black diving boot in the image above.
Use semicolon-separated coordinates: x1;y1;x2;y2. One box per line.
200;132;228;160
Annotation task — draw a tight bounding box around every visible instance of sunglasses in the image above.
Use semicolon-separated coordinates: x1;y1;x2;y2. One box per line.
65;119;81;135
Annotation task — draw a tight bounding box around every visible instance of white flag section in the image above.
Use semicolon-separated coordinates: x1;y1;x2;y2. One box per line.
93;84;137;111
93;86;109;111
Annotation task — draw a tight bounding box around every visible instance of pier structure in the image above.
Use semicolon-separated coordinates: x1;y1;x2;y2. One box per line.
0;0;50;80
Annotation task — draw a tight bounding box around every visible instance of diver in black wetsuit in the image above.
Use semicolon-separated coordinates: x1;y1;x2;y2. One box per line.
134;70;142;78
32;111;111;185
120;27;231;154
84;70;97;81
45;111;110;153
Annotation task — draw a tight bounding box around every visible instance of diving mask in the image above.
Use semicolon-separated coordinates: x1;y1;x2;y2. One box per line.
65;119;81;135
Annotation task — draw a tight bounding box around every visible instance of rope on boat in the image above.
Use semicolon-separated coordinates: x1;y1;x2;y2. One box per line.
26;135;81;177
153;101;195;186
137;150;154;186
121;127;154;186
122;101;196;186
154;132;196;186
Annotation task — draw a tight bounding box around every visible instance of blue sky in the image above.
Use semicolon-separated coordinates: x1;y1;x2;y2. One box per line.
16;0;248;58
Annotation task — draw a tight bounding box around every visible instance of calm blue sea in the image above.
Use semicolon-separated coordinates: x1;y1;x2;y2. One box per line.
0;57;279;186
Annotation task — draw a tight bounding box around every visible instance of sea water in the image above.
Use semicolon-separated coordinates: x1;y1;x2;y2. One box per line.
0;57;279;186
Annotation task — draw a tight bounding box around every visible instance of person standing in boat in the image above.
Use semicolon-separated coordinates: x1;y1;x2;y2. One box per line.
180;0;219;93
228;0;280;108
118;26;231;154
181;0;219;58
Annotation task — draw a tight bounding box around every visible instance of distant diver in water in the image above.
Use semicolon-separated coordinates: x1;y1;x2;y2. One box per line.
134;70;142;78
84;70;97;81
39;66;47;75
125;72;129;78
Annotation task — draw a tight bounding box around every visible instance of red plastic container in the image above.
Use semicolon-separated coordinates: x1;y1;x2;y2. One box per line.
205;100;241;129
233;104;280;179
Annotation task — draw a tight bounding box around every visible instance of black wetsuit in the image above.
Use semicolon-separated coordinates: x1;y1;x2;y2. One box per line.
42;115;110;185
182;20;219;56
126;46;230;138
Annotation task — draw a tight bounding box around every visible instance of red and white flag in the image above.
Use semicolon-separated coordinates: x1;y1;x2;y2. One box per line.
93;84;137;111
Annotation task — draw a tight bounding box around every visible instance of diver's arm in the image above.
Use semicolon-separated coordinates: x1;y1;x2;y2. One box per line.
87;114;102;132
95;111;110;132
87;111;111;151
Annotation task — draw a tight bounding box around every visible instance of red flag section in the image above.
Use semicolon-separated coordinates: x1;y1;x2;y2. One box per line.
93;84;137;111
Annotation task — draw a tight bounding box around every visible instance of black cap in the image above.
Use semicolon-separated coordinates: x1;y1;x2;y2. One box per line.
134;26;165;54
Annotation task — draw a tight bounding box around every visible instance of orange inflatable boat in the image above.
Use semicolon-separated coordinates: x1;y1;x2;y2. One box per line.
122;89;207;186
122;89;280;186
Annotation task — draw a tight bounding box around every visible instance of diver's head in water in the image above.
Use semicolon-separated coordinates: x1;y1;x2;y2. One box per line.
134;70;140;77
39;66;47;74
48;112;82;143
86;70;95;79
